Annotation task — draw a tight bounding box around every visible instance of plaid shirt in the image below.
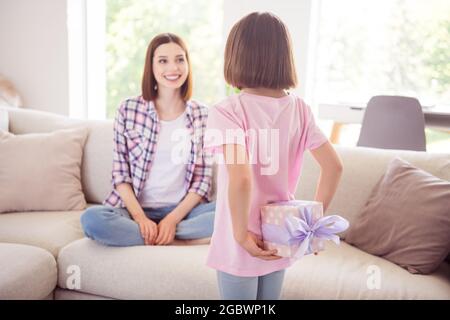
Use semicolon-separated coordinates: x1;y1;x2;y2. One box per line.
104;95;213;208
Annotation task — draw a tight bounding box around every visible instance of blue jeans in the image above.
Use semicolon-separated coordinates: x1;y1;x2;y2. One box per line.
80;201;216;246
217;269;285;300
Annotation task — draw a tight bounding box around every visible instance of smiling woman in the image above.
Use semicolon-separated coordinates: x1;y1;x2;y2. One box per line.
80;33;216;248
141;34;192;109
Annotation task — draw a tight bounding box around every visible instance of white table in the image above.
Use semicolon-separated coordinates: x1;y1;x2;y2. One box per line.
318;103;450;144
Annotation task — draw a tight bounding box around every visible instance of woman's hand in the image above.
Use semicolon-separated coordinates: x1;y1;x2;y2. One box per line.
134;215;158;245
155;214;178;245
237;232;282;261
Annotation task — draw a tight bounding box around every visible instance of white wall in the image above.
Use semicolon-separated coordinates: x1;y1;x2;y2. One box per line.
223;0;315;100
0;0;69;115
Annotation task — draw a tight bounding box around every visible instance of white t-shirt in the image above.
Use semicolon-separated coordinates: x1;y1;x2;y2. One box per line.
138;111;191;208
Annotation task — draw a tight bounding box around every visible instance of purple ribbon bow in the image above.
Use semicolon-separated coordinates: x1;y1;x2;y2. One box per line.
262;206;349;259
285;207;349;259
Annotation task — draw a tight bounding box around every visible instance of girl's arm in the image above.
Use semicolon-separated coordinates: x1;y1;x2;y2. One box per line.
224;144;252;243
309;141;344;212
225;144;280;260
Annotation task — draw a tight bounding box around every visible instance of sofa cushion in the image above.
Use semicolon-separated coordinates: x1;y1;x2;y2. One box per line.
0;243;57;299
57;238;219;300
345;158;450;274
296;146;450;238
282;241;450;300
282;242;450;300
0;127;89;213
0;210;85;257
4;106;113;204
80;122;114;204
58;238;450;300
54;288;114;300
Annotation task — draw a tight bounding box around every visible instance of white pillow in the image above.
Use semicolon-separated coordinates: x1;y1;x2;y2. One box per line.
0;127;89;213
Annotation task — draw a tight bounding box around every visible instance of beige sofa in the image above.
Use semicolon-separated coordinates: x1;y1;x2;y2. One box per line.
0;106;449;300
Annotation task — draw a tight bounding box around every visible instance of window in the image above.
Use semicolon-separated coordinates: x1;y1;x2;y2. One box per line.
310;0;450;151
311;0;450;107
68;0;106;119
105;0;224;118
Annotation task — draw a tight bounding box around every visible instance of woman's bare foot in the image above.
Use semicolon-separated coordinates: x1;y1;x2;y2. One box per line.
171;237;211;246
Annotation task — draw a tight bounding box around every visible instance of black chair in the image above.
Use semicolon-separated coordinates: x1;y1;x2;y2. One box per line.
357;95;426;151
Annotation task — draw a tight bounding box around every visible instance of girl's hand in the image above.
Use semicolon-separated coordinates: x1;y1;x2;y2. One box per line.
134;215;158;245
237;232;282;261
155;214;178;245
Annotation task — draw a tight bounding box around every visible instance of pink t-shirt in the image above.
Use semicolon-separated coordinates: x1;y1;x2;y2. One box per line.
204;92;328;276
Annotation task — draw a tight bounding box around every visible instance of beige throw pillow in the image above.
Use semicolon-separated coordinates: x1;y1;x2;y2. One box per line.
345;157;450;274
0;127;88;213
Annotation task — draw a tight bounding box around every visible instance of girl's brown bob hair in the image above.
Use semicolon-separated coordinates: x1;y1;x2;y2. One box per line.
224;12;297;90
142;33;193;101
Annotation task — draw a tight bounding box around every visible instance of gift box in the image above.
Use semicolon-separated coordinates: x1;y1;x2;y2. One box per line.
261;200;349;259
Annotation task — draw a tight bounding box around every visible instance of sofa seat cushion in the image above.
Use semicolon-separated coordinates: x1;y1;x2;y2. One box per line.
58;238;450;300
54;288;114;300
57;238;219;299
282;241;450;299
0;243;57;299
0;210;85;257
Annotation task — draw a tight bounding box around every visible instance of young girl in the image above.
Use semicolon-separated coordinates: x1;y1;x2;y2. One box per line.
204;12;343;299
81;33;215;246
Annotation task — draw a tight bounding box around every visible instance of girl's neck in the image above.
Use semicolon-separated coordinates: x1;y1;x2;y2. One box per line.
242;87;287;98
154;87;185;116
